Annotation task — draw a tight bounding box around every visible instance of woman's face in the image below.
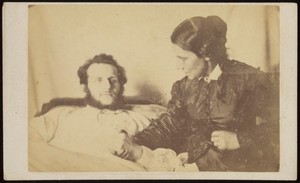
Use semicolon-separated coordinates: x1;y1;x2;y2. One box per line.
172;44;207;79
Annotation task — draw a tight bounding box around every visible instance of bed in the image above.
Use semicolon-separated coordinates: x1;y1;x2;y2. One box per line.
28;97;170;172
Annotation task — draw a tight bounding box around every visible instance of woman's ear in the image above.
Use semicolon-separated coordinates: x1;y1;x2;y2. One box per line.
204;57;210;62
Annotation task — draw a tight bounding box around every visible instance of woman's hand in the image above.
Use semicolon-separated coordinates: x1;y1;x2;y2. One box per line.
211;131;240;150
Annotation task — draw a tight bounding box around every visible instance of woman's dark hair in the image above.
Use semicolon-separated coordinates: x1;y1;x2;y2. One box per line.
171;16;228;63
77;53;127;90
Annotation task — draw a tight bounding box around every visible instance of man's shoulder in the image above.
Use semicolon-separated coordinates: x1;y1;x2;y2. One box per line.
37;105;83;119
35;97;86;117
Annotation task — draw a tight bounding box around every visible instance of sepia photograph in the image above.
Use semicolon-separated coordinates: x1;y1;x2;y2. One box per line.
3;2;297;180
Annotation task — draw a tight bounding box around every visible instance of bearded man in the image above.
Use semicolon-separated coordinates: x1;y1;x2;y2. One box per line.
28;54;167;171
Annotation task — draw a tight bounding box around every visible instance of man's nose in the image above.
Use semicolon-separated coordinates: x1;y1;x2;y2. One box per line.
102;79;111;91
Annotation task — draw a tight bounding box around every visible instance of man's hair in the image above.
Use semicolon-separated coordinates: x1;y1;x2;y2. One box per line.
77;54;127;109
77;54;127;86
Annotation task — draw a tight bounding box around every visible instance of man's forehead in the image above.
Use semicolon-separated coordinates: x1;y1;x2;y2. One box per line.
87;63;118;77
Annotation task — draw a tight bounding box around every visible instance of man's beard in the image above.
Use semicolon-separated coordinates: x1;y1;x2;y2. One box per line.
84;89;124;110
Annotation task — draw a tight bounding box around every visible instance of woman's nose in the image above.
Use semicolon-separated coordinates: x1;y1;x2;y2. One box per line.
176;61;184;70
177;64;184;71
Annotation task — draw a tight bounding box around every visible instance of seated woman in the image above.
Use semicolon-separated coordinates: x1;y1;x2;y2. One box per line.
116;16;279;172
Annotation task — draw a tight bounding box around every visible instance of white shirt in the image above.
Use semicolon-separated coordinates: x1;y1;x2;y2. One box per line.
30;105;164;158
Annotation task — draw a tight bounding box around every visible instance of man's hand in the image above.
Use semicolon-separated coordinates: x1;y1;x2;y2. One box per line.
177;152;189;165
211;130;240;150
109;131;143;162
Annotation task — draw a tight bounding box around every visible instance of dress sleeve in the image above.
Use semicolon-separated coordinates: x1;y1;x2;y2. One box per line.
236;71;279;170
133;81;189;152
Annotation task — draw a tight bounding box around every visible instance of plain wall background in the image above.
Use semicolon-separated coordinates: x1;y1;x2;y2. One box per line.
28;4;279;118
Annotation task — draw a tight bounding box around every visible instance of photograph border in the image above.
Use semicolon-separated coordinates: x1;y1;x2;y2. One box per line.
3;2;297;180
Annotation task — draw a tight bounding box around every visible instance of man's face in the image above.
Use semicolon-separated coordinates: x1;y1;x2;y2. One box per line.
86;63;121;106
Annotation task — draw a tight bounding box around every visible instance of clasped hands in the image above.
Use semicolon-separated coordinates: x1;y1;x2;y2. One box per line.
108;130;240;162
107;130;143;162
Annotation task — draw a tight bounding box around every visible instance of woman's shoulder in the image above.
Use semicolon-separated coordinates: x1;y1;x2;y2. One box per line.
174;76;190;85
169;76;189;97
171;76;188;90
221;59;264;75
221;59;270;88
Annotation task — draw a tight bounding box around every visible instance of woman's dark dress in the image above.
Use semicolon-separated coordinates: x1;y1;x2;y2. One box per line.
134;59;279;171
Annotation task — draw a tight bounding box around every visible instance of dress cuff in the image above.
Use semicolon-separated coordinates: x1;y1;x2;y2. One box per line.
187;138;211;163
236;132;255;148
